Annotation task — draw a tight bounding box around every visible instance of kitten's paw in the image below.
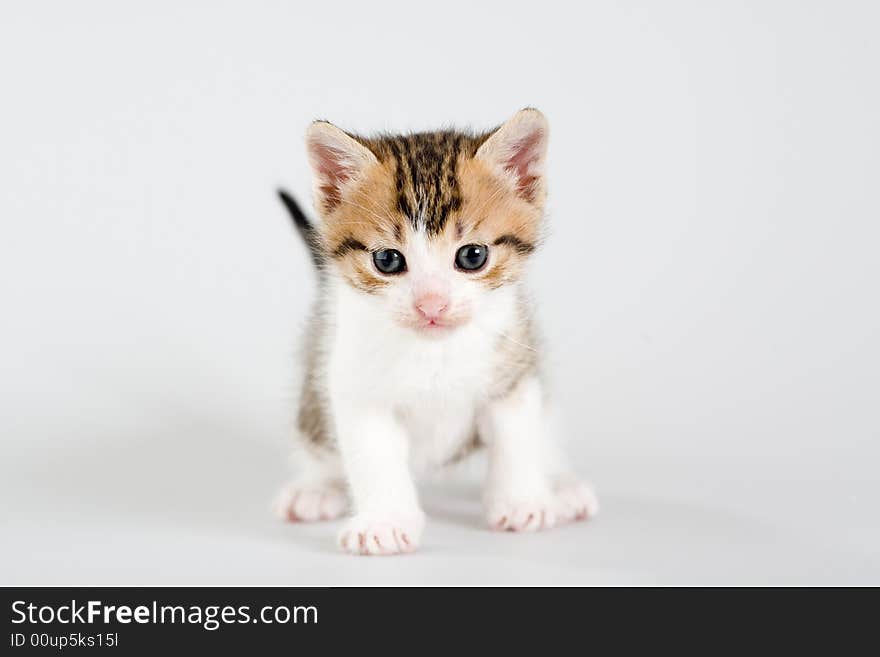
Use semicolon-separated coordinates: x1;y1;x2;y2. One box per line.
338;511;425;556
273;481;347;522
485;481;598;532
485;496;560;532
553;479;600;523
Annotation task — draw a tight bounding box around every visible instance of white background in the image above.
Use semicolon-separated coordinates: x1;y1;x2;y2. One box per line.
1;1;878;584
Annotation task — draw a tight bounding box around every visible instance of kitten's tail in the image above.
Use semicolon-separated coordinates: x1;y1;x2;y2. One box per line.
277;188;323;268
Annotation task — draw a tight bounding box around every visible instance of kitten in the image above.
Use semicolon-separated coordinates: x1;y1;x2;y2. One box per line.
274;109;598;555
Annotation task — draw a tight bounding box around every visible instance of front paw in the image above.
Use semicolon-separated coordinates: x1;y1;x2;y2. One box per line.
338;511;425;556
485;496;561;532
486;480;599;532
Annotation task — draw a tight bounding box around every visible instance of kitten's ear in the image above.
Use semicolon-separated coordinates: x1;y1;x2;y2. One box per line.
305;121;378;215
476;108;548;204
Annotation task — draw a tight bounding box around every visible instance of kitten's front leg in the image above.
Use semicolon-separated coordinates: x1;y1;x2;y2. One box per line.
481;376;598;532
333;404;424;555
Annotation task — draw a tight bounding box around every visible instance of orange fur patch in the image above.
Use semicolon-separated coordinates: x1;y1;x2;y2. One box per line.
455;156;542;289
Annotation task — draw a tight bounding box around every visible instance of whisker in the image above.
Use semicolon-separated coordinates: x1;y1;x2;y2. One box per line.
472;322;538;352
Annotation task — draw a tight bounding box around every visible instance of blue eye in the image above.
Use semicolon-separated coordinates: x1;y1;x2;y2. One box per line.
373;249;406;274
455;244;488;271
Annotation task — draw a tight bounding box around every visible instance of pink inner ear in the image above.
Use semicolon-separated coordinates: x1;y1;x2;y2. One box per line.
312;142;356;209
504;130;544;202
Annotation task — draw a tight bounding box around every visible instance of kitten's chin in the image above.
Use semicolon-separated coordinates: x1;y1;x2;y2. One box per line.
417;323;456;338
399;317;466;337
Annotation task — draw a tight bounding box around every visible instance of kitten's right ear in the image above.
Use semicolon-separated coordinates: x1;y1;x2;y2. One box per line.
306;121;378;215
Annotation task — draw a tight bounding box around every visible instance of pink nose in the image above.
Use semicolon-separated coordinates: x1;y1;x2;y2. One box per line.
414;292;448;321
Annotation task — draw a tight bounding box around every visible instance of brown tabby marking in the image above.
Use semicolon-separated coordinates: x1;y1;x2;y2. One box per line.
356;131;492;236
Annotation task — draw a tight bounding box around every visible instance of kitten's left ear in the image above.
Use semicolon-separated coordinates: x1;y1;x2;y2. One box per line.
476;108;548;204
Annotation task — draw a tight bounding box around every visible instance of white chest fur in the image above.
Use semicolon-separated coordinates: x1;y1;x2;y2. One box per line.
323;279;518;472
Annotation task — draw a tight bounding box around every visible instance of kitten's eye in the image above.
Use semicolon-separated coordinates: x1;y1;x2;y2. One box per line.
373;249;406;274
455;244;488;271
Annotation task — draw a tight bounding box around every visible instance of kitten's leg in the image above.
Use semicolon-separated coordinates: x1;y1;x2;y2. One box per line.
333;406;424;556
481;376;598;532
274;444;348;522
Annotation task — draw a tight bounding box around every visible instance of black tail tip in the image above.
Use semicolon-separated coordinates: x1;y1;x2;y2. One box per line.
277;187;295;208
277;188;310;229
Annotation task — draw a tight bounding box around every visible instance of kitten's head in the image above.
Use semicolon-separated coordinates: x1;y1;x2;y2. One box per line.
305;108;547;335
